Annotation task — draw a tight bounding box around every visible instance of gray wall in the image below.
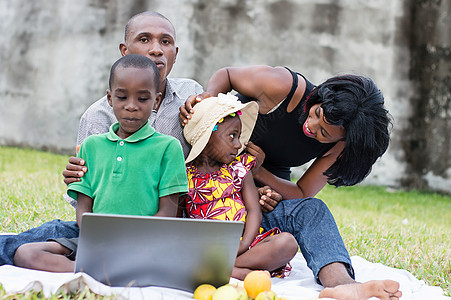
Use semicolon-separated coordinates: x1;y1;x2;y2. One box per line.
0;0;450;193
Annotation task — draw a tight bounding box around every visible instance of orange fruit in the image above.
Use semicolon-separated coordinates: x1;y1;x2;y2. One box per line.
244;270;272;299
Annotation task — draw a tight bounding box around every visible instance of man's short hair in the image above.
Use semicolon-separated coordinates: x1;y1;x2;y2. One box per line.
109;54;160;91
124;11;175;42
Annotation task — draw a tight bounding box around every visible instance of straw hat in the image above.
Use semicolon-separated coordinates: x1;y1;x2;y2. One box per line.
184;93;259;163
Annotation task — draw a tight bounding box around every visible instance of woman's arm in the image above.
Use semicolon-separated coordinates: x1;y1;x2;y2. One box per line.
250;142;345;201
238;172;263;256
75;193;93;227
206;66;295;113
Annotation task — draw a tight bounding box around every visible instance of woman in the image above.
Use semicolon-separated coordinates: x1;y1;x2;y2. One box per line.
180;65;391;206
180;66;402;300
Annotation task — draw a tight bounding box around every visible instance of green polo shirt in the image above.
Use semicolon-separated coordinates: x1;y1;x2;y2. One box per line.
68;122;188;216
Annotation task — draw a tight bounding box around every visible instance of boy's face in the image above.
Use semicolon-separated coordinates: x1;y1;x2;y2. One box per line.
107;66;161;139
120;15;178;90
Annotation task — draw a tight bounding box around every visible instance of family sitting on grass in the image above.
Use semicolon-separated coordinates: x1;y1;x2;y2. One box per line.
1;11;402;300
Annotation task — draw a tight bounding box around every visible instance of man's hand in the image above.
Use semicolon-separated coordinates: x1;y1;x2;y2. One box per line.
258;186;283;213
62;156;87;186
179;92;211;126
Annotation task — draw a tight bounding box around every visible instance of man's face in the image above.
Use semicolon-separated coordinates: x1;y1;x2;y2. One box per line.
120;15;178;90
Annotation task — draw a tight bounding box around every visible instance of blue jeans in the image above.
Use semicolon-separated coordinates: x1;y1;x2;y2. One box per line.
0;219;79;265
261;197;355;283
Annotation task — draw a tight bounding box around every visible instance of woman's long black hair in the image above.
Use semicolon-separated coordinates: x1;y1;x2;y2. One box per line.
303;75;392;187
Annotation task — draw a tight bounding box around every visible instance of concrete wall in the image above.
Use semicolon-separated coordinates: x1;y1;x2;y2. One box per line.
0;0;450;193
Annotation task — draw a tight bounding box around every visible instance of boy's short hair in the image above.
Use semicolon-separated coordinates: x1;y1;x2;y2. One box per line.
109;54;160;91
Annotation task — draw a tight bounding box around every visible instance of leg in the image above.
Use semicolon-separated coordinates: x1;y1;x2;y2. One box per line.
261;198;354;280
232;232;298;280
261;198;402;300
14;241;75;272
0;219;79;266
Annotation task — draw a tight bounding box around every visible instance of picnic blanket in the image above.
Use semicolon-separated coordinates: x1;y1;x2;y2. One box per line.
0;253;448;299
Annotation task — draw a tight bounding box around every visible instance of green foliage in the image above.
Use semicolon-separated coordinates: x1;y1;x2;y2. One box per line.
0;146;449;298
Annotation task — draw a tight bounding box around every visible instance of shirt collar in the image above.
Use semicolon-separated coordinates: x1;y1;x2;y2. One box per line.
163;78;180;104
106;121;155;143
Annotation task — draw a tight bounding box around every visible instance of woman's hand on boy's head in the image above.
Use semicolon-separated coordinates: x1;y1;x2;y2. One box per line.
62;156;87;186
258;186;282;213
179;92;211;126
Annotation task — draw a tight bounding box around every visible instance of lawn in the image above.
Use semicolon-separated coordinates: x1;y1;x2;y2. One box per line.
0;146;450;298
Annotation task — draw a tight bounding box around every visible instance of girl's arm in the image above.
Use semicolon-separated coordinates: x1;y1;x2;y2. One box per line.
238;172;263;256
75;193;93;227
155;194;185;217
248;141;345;202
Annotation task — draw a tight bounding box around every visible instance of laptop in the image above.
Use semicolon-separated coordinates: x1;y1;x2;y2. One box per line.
74;213;244;292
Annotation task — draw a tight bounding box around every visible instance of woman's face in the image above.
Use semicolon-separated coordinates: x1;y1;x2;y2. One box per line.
303;104;346;143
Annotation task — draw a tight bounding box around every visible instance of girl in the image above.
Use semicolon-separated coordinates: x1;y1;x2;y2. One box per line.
183;93;298;280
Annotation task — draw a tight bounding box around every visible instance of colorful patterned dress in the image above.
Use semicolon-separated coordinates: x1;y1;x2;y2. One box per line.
186;153;291;278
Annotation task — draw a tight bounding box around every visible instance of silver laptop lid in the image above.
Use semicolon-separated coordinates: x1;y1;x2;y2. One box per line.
74;213;244;292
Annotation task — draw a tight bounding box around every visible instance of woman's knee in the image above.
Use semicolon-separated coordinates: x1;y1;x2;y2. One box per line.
293;197;331;220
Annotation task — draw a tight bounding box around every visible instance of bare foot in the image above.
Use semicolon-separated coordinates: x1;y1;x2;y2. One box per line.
318;280;402;300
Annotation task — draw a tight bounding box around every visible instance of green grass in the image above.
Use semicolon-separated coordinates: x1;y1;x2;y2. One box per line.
0;146;450;298
318;185;450;295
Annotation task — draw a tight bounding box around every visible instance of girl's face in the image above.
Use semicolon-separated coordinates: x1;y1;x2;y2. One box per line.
204;116;242;165
303;104;346;143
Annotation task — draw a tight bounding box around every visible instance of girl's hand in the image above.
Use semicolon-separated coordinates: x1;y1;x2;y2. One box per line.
179;92;211;126
258;186;283;212
244;141;265;171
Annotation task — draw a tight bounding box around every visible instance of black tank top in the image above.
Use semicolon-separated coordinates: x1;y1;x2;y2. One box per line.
238;68;335;180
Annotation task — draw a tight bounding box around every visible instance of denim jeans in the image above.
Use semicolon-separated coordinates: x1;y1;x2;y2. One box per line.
261;197;355;283
0;219;79;265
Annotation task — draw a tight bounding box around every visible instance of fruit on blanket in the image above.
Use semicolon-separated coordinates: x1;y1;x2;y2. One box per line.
254;290;278;300
229;282;249;300
235;285;249;300
193;283;216;300
244;270;272;299
212;284;239;300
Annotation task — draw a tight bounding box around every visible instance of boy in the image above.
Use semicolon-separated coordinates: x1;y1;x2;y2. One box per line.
13;54;188;272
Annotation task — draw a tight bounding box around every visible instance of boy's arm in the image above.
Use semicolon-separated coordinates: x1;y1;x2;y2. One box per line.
75;193;93;227
238;172;263;256
154;194;185;218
